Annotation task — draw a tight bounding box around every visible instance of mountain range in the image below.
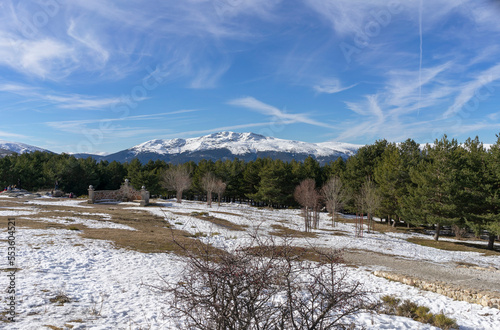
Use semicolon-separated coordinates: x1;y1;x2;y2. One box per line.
0;140;52;158
0;132;362;164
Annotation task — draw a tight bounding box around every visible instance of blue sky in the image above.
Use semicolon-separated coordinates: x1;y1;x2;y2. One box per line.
1;0;500;154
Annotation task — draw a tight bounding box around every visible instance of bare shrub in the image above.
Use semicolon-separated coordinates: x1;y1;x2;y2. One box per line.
157;235;369;329
451;225;468;240
163;166;192;203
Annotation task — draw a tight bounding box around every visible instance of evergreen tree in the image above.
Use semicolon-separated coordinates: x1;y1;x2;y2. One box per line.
242;159;265;203
374;143;403;226
405;136;461;240
483;135;500;249
251;159;290;207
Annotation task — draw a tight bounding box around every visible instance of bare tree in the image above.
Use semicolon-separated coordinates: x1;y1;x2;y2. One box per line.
201;172;218;207
156;235;369;330
354;191;365;238
294;179;321;231
214;180;226;206
360;178;380;233
162;165;192;203
321;177;345;227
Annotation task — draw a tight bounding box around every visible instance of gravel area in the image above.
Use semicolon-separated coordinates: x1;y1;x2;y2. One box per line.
343;249;500;293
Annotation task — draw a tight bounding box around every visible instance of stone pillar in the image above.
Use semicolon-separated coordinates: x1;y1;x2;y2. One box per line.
140;186;150;206
88;185;95;204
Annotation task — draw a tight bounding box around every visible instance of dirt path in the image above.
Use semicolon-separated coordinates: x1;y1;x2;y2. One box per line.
343;250;500;293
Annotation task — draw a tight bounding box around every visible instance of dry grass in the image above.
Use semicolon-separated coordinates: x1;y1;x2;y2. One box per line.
246;245;342;263
320;228;350;236
407;237;500;256
269;224;318;238
0;199;217;256
210;210;243;217
43;326;63;330
173;211;247;231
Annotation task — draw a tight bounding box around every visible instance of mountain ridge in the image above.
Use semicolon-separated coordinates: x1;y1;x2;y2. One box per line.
0;140;53;155
0;132;362;164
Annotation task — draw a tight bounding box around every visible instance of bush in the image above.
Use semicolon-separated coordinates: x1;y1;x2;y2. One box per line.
396;299;418;318
415;306;434;324
379;296;458;329
380;295;400;314
157;235;370;329
434;313;458;330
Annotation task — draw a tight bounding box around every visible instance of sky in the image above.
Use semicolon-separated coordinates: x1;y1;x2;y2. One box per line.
1;0;500;155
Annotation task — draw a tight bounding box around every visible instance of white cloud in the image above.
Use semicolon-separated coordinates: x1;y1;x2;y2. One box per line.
0;84;124;110
314;79;356;94
228;97;335;129
45;110;199;132
160;121;296;139
0;130;29;140
443;63;500;119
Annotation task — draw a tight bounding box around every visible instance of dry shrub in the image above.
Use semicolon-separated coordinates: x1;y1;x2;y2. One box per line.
155;235;369;329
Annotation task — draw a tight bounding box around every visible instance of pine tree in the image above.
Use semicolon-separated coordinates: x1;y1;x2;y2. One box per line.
406;136;461;240
374;143;406;226
251;159;289;208
483;135;500;249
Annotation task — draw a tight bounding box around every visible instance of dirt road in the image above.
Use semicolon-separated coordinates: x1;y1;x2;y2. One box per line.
343;249;500;294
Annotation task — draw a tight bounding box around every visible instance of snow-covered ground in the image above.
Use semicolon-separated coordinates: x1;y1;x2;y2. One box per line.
1;198;499;329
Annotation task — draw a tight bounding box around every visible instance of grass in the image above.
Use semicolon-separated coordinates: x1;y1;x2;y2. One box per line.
246;245;342;263
321;228;350;236
187;212;248;231
269;224;318;238
336;215;423;234
407;237;500;256
49;293;72;305
0;200;220;256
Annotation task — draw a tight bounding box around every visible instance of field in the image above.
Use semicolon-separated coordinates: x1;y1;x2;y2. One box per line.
1;193;499;329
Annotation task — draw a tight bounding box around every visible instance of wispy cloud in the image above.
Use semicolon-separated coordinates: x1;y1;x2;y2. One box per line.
160;121;296;139
314;79;356;94
45;110;199;132
336;58;500;143
0;83;125;110
0;0;283;85
443;63;500;119
228;97;334;129
0;130;29;140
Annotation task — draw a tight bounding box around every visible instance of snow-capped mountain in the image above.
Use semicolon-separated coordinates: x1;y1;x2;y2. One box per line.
0;132;362;164
103;131;361;164
0;140;52;155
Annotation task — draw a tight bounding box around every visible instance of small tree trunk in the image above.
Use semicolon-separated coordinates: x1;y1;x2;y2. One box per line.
207;191;212;207
487;234;496;250
304;206;309;232
434;223;441;241
176;190;183;203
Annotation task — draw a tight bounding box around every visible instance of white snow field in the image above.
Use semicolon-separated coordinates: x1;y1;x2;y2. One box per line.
1;197;499;329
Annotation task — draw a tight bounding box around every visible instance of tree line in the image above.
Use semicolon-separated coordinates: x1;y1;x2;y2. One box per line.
1;134;499;248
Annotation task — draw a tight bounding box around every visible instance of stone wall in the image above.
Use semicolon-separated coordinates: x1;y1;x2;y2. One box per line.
88;179;149;206
374;270;500;309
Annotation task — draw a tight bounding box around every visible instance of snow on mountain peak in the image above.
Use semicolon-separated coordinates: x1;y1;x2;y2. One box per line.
130;132;361;157
0;140;49;154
